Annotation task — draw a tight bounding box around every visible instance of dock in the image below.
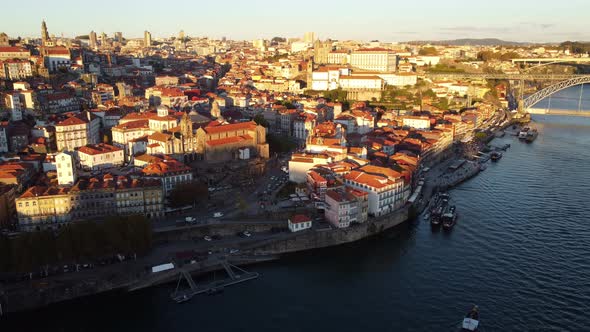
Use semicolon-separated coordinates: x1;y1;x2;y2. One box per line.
170;260;259;303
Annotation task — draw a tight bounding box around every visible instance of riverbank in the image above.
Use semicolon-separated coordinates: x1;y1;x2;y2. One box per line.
0;111;513;316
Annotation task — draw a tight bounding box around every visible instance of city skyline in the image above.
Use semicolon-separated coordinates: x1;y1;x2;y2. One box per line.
2;0;590;42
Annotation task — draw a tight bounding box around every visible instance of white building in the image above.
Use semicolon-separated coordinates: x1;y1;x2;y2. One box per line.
401;116;431;130
343;168;407;217
77;143;125;170
339;75;384;90
350;48;397;72
288;214;312;232
378;73;418;87
288;153;333;183
44;47;71;72
325;188;369;228
0;126;8;153
55;111;100;151
56;151;77;186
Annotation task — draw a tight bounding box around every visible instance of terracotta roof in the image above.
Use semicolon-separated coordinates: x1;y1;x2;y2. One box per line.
206;134;252;147
290;214;311;224
204;121;257;134
149;132;172;142
78;143;122;156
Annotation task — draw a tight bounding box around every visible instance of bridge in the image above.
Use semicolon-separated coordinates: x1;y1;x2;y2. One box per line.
424;73;590;113
511;57;590;64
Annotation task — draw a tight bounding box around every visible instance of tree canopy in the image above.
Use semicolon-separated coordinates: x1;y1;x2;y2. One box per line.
418;47;438;56
168;181;208;208
0;216;152;273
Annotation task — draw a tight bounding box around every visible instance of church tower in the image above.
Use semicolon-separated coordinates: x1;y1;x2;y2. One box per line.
41;20;50;46
211;101;222;120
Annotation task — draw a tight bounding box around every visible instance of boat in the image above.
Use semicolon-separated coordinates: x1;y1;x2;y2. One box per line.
430;193;449;226
490;151;502;162
442;205;457;229
518;127;530;139
173;293;193;303
525;129;538;143
461;305;480;331
206;286;224;295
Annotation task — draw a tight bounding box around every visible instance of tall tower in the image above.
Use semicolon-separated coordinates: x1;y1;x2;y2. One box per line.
41;20;50;46
144;30;152;47
89;31;97;49
178;30;185;41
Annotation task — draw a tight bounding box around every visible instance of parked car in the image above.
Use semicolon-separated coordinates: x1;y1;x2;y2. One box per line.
204;236;212;242
243;231;252;237
213;212;224;218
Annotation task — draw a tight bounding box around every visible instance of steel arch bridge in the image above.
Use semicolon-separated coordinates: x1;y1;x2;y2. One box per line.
523;76;590;111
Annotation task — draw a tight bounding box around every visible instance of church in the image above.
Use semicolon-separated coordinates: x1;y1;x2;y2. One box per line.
117;103;269;163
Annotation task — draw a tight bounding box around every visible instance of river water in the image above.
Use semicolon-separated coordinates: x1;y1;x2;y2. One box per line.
4;114;590;331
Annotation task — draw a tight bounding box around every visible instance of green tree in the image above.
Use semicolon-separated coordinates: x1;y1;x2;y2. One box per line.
168;181;208;208
253;114;269;127
419;47;438;56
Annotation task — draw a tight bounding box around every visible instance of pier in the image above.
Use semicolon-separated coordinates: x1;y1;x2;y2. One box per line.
171;260;259;303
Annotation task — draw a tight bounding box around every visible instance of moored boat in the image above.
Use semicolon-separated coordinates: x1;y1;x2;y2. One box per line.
461;305;480;331
490;151;502;162
442;205;457;229
525;129;538;143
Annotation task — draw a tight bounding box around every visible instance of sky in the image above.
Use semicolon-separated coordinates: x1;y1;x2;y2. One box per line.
3;0;590;43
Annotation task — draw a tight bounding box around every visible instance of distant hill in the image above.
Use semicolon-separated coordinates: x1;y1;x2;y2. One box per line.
407;38;540;46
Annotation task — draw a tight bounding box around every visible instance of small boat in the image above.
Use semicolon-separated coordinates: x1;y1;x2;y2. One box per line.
442;205;457;229
174;294;192;303
461;305;480;331
525;129;538;143
206;287;224;295
518;127;530;139
430;193;449;226
490;151;502;162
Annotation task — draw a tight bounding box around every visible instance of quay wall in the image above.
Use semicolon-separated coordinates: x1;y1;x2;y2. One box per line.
254;208;409;255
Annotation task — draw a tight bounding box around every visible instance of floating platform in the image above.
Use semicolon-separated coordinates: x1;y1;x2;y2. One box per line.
171;261;259;303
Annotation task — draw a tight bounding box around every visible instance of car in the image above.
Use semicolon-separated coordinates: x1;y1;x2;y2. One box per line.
243;231;252;237
185;217;196;222
230;249;239;254
204;236;212;242
213;212;224;218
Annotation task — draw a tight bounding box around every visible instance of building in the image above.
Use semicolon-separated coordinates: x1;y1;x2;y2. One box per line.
15;175;164;231
343;167;407;217
325;188;368;228
195;121;269;161
0;46;30;60
0;32;9;46
401;116;431;130
327;50;349;65
55;111;100;151
288;214;312;232
289;153;333;183
350;48;397;72
0;184;16;227
0;126;8;153
89;30;98;49
77;143;125;170
339;75;384;90
303;32;316;44
43;47;71;72
141;158;193;196
0;59;33;80
144;30;152;47
55;151;77;186
145;86;188;107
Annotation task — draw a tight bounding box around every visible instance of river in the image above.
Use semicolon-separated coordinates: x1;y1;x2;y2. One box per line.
3;115;590;331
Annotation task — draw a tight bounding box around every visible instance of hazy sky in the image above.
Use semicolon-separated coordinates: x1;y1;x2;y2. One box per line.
3;0;589;42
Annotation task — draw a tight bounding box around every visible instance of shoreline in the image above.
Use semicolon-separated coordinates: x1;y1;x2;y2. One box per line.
0;113;514;316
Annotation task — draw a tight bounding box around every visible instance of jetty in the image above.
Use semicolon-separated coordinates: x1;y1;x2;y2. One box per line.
170;260;259;303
